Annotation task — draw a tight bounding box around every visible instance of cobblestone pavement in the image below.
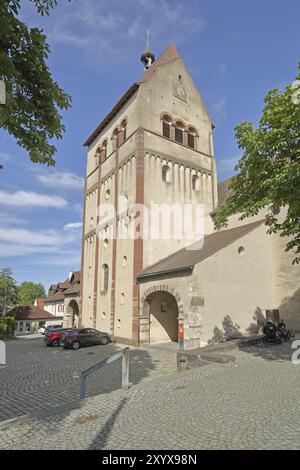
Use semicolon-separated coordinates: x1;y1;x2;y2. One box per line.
0;337;300;450
0;337;177;422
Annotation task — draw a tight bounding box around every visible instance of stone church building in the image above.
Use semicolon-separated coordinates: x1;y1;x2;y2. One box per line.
80;39;300;349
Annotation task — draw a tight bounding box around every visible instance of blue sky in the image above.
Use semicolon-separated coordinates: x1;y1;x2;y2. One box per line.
0;0;299;290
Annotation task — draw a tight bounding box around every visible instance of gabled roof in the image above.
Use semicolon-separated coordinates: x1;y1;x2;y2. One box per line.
139;42;180;83
9;306;55;321
137;220;265;280
83;43;181;147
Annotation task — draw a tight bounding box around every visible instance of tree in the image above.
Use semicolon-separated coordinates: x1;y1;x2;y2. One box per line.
0;1;72;165
214;64;300;264
0;268;18;315
17;281;45;306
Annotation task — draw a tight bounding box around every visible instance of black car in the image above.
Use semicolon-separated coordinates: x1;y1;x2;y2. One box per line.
60;328;111;350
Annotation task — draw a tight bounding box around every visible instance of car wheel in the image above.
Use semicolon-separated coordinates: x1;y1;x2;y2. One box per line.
52;340;60;347
100;336;108;345
72;341;80;350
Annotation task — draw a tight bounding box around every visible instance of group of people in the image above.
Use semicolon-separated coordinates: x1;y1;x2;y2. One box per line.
263;319;294;343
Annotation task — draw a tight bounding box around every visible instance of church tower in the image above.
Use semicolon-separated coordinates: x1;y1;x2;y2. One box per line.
80;39;218;346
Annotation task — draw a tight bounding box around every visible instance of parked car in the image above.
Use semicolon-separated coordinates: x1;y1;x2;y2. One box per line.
44;328;69;347
44;324;63;335
60;328;111;350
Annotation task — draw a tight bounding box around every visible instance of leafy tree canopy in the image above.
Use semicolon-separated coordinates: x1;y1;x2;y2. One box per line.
18;281;46;306
0;0;72;165
214;64;300;264
0;267;18;315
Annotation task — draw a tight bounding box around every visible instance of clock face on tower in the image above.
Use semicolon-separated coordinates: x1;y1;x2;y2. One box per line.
173;79;187;102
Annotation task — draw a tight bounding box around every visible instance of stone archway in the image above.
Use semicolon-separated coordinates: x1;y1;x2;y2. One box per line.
139;285;184;346
65;299;80;328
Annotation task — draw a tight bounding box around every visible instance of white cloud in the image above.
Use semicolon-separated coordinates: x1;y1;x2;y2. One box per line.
0;225;80;258
36;171;84;190
42;0;206;64
0;190;68;208
63;222;83;231
213;97;227;117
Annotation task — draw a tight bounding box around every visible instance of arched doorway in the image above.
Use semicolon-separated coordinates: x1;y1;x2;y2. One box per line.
66;299;79;328
144;291;179;344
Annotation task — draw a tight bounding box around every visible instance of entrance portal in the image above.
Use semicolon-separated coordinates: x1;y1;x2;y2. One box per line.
66;299;79;328
145;291;178;344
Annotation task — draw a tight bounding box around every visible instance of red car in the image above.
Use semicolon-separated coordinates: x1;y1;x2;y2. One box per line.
44;328;69;347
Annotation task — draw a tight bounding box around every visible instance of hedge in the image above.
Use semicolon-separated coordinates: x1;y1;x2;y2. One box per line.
0;316;16;336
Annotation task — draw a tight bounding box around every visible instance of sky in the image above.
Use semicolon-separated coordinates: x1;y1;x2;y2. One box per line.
0;0;299;290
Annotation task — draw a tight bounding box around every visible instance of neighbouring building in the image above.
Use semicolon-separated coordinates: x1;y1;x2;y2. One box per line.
44;271;81;328
80;38;300;348
9;306;57;335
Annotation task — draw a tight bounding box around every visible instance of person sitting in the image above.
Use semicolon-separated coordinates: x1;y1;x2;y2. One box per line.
263;320;277;341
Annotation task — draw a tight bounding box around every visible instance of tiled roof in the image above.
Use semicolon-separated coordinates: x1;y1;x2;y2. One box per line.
9;306;55;321
63;285;80;296
83;43;181;147
137;220;265;279
45;292;65;302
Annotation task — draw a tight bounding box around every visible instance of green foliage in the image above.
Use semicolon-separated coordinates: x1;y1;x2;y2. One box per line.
0;315;15;335
0;267;18;315
17;281;45;306
214;64;300;264
0;0;72;165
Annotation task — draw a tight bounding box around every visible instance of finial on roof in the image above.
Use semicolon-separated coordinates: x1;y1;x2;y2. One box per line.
140;30;155;70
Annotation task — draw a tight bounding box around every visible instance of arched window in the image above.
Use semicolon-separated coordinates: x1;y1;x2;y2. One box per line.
119;119;127;145
174;121;185;144
162;165;171;183
161;114;172;139
102;264;109;291
187;127;198;149
100;140;108;161
95;146;101;163
192;174;201;192
112;128;119;151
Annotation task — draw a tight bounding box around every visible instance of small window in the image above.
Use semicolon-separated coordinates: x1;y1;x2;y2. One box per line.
102;312;106;320
112;129;119;150
162;165;171;183
187;127;197;149
161;301;167;312
192;175;200;192
238;246;245;256
122;256;127;267
121;293;125;305
102;264;109;291
162;114;172;138
174;122;184;144
163;121;171;138
105;189;110;200
100;140;108;161
119;119;127;144
19;322;23;332
103;239;109;248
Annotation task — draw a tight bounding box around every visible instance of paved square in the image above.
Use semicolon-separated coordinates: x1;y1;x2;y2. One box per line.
0;337;177;422
1;336;300;450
